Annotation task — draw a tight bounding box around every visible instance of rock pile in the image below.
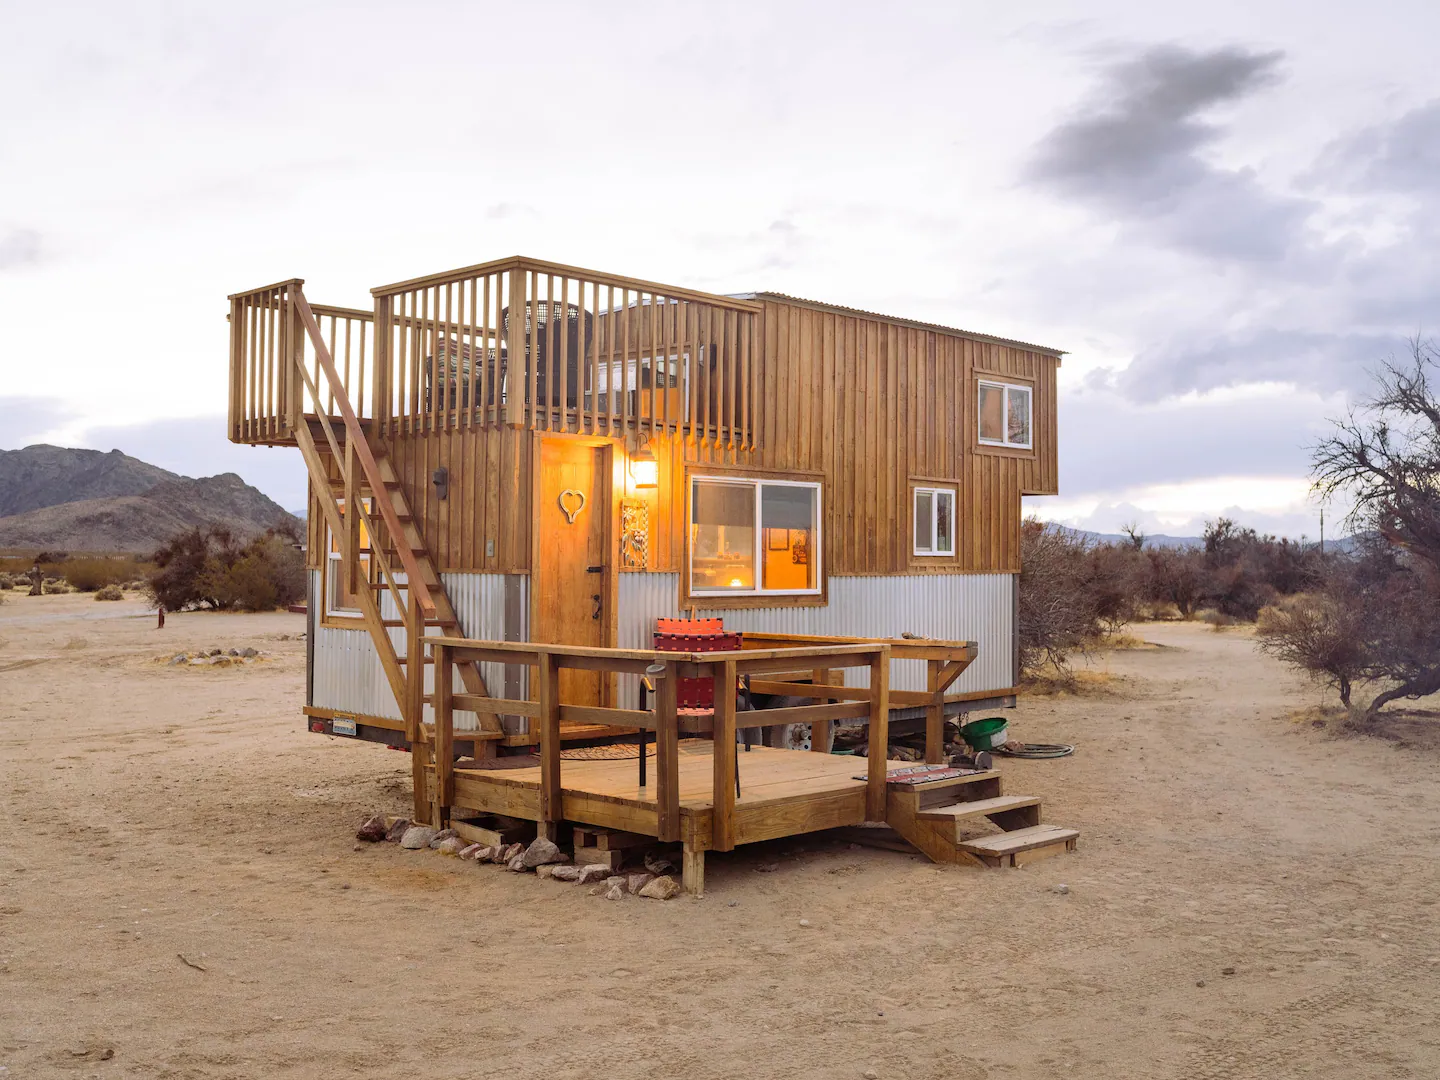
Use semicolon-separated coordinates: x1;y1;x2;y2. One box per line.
352;813;684;900
167;647;265;668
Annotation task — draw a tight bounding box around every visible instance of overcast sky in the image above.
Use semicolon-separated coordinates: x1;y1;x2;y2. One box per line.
3;1;1436;536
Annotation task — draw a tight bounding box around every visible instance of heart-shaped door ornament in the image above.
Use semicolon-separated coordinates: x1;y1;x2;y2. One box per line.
558;489;586;524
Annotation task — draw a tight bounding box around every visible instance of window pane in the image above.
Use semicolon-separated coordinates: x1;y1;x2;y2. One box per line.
914;490;934;552
936;490;954;554
979;383;1004;442
328;501;372;612
761;484;816;590
691;480;755;591
1007;386;1031;446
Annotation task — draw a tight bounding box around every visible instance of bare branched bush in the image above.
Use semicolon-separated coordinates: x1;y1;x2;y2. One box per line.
1256;585;1368;706
1262;340;1440;719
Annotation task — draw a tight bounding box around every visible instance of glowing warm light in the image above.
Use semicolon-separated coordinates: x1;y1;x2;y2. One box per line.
630;457;658;489
729;578;744;588
629;441;658;489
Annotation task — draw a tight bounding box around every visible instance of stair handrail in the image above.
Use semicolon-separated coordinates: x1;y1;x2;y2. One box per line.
291;287;438;620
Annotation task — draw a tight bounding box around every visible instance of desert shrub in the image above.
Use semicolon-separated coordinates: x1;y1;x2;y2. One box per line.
0;573;12;590
94;584;125;601
1257;586;1368;706
43;580;73;594
147;526;304;612
1276;342;1440;718
1198;518;1320;619
63;557;136;592
1145;546;1208;618
1018;519;1109;677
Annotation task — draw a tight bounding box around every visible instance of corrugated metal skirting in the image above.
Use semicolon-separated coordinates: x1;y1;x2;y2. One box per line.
616;572;1015;706
310;571;527;733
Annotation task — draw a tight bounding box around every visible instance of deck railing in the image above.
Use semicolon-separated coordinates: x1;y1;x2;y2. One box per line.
228;281;375;444
738;633;980;764
369;257;761;446
428;639;891;850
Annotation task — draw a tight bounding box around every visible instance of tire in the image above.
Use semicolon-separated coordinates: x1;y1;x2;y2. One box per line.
761;721;835;753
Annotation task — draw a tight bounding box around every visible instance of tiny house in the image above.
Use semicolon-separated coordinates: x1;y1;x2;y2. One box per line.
227;256;1070;887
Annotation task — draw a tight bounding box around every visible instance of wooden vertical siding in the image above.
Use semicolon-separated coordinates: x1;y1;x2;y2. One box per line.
643;298;1059;579
294;278;1061;579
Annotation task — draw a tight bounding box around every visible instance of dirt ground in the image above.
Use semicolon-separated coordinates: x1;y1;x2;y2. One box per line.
3;592;1440;1079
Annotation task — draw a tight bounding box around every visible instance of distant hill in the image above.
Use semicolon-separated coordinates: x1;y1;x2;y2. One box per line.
0;445;298;553
0;445;180;517
1054;526;1351;552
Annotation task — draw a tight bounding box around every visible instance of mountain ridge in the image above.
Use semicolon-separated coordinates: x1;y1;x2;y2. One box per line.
0;445;299;553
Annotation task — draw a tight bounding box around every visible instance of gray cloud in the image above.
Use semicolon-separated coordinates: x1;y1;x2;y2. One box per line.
0;228;40;269
1057;382;1330;495
1108;328;1400;403
1313;99;1440;196
1027;45;1306;262
0;396;73;445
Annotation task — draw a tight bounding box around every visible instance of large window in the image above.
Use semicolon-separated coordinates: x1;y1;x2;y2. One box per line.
690;476;821;596
978;379;1032;449
325;499;373;617
913;486;955;556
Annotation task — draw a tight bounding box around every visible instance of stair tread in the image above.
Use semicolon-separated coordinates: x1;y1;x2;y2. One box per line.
959;824;1078;855
918;795;1041;821
882;767;1000;788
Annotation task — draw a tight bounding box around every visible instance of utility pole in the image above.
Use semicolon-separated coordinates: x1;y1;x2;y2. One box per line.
1319;507;1325;555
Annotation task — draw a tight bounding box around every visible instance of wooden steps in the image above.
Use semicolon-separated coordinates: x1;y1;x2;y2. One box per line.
959;824;1079;868
887;768;1003;808
918;794;1041;832
882;765;1077;868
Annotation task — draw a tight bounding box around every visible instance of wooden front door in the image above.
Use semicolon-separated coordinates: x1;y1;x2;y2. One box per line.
533;438;611;706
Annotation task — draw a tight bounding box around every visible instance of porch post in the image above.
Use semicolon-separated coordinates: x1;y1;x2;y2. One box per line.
537;651;561;837
711;658;738;852
655;659;681;842
866;646;891;821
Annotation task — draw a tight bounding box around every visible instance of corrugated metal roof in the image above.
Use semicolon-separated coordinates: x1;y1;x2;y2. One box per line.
733;292;1065;358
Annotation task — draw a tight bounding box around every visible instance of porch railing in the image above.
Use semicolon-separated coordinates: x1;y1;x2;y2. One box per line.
227;280;375;444
428;640;891;851
369;257;761;447
737;632;980;764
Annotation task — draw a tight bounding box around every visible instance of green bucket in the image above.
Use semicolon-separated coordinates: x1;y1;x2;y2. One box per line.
960;717;1010;752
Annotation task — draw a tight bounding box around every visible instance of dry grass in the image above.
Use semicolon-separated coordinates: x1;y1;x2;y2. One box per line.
1092;630;1159;650
1021;665;1122;697
1199;608;1245;630
1289;703;1440;748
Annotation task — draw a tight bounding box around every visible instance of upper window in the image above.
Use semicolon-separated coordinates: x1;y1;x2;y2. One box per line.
690;476;821;596
978;380;1032;449
325;499;373;617
913;486;955;556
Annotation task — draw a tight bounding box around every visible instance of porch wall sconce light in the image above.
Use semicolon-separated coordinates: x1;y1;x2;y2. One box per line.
628;439;658;490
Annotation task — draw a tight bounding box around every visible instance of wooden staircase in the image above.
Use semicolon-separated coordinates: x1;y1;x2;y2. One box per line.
884;767;1078;868
273;286;504;822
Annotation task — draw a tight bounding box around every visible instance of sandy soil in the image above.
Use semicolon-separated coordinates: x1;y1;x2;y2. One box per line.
3;592;1440;1079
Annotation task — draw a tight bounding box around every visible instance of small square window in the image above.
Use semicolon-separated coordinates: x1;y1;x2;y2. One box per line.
913;486;955;556
978;380;1033;449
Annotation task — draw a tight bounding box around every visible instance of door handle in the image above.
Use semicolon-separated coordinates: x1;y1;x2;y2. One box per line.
591;594;602;620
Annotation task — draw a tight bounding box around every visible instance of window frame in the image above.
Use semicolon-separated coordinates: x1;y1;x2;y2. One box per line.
321;498;374;625
687;474;823;598
977;378;1034;450
912;484;957;557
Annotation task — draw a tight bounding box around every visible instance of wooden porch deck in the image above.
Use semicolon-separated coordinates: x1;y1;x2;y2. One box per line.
448;740;875;893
